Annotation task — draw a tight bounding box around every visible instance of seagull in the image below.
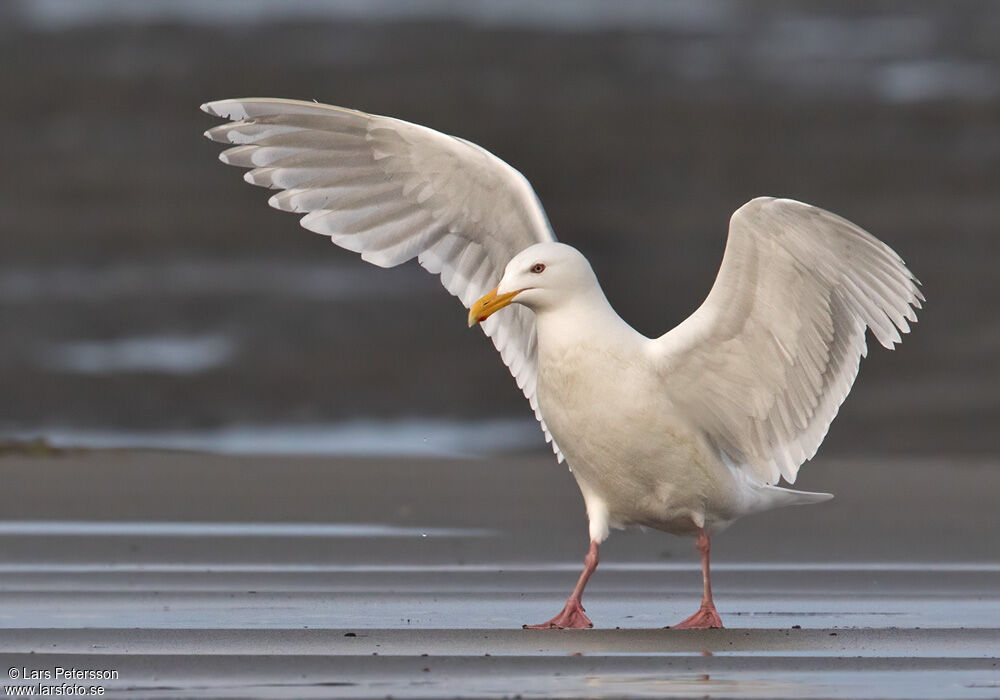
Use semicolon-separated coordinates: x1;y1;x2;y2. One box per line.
202;98;922;629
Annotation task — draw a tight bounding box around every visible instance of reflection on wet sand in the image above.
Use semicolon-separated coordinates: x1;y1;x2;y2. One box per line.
0;451;997;697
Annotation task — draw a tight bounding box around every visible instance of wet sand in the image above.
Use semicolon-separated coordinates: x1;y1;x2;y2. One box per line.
0;451;997;698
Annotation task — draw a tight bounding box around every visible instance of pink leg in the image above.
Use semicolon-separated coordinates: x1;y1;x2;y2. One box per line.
524;540;599;629
671;528;723;629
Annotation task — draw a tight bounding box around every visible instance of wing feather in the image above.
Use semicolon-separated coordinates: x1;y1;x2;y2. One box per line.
652;197;921;485
203;98;563;460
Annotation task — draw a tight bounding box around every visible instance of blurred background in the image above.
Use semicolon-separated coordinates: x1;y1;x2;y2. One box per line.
1;0;997;458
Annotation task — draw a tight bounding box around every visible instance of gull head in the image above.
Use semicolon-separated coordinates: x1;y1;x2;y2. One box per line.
468;242;596;326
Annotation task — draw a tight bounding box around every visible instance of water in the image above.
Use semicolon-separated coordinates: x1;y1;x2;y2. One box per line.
11;0;747;32
2;2;997;456
41;334;235;375
0;521;494;538
10;1;998;104
0;260;426;303
2;418;544;456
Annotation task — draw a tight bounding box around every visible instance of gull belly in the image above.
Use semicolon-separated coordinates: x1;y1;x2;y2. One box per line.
535;312;743;543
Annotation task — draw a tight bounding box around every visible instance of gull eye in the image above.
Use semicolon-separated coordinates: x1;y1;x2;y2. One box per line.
530;263;546;274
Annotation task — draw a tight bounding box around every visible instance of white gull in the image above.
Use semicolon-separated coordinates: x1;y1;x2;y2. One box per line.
202;98;922;629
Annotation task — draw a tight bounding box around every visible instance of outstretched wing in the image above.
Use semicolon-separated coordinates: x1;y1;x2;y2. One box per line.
202;98;563;460
651;197;922;485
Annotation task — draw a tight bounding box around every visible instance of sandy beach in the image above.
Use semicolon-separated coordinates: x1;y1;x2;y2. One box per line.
0;451;997;698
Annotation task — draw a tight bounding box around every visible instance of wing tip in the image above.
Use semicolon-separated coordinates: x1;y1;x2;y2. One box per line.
201;99;255;121
266;192;289;212
731;195;789;225
201;100;230;117
360;250;398;269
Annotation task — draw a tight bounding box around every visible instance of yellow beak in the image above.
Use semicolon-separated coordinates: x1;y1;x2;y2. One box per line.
467;287;523;327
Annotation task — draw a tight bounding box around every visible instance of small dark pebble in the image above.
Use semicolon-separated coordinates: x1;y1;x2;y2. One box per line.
830;632;838;636
344;632;356;637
